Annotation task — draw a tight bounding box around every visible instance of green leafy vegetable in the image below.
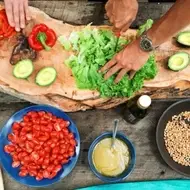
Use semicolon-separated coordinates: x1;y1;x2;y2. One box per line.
60;23;157;97
137;19;154;36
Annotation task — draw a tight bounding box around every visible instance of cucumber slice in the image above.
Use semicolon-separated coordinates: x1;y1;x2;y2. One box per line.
168;52;190;71
13;59;33;79
35;67;57;86
177;31;190;47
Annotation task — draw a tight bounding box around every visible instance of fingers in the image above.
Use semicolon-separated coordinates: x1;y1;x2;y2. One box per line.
104;65;121;80
115;68;129;83
13;0;20;31
100;58;116;72
19;2;25;29
24;0;31;21
129;70;136;80
4;0;14;27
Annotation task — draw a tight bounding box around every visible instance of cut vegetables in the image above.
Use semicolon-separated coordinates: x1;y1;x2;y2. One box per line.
28;24;57;51
13;59;33;79
168;52;190;71
0;9;16;40
177;31;190;47
62;22;157;97
35;67;57;86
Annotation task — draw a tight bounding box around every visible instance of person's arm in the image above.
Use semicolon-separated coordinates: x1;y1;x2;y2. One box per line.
147;0;190;47
101;0;190;83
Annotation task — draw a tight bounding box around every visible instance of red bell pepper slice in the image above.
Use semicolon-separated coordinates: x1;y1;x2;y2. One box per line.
28;23;57;51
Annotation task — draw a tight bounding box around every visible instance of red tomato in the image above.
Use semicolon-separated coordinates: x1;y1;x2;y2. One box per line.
53;165;62;173
12;122;21;131
50;131;58;138
31;151;40;161
48;171;57;179
36;172;43;181
60;144;66;150
51;154;57;159
52;147;59;154
12;161;20;168
43;170;50;178
26;133;33;140
23;116;30;122
28;164;38;170
20;135;27;142
8;134;16;143
59;132;64;139
43;157;49;165
54;123;61;132
23;156;31;163
40;119;48;125
37;157;44;165
32;138;40;145
34;145;41;151
54;160;60;165
69;151;75;157
33;124;40;131
46;165;54;172
68;146;75;153
47;124;53;132
38;111;46;117
13;154;19;161
44;146;51;153
62;128;69;135
68;133;74;139
57;155;64;161
4;144;15;153
65;121;70;127
20;122;27;127
60;148;65;154
20;166;27;170
39;150;46;158
19;170;28;177
50;143;56;149
25;141;34;153
38;136;49;142
70;139;77;146
61;159;69;164
29;169;37;177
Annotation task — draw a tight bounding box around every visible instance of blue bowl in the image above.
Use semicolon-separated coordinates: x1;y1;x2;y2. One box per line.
88;132;136;183
0;105;80;187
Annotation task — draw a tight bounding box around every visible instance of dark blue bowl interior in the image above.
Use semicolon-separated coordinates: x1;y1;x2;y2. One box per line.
88;132;136;183
0;105;80;187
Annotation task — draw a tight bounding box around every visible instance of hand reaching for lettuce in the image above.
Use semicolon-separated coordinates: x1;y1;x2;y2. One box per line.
100;39;149;83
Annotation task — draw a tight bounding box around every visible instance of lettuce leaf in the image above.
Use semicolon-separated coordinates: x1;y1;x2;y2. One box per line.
60;22;157;97
137;19;154;36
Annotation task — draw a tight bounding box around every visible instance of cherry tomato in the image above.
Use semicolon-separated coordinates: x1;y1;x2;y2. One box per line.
48;171;57;179
38;157;44;165
20;135;27;142
44;146;51;153
50;143;56;148
68;133;74;139
32;138;40;145
36;172;43;181
23;116;30;122
12;161;20;168
70;139;77;146
23;156;31;163
61;159;69;164
28;164;38;170
34;145;41;151
8;134;16;143
39;150;46;157
53;165;62;173
43;170;50;178
54;123;61;132
57;155;64;161
26;133;33;140
52;147;59;154
51;131;58;138
33;124;40;131
40;119;48;125
59;132;64;139
31;151;40;161
46;165;54;172
29;169;37;177
4;144;15;153
43;157;49;165
54;160;60;165
62;128;69;135
69;151;75;157
38;136;49;142
38;111;46;117
20;122;27;127
13;154;19;161
19;170;28;177
51;154;57;159
60;148;66;154
12;122;21;131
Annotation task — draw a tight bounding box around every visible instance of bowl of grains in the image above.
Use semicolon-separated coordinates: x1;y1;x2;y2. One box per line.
156;99;190;176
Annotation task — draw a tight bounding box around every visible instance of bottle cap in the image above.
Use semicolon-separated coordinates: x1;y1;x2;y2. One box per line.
137;95;151;109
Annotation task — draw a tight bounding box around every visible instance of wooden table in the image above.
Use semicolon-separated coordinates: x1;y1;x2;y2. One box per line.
0;1;187;190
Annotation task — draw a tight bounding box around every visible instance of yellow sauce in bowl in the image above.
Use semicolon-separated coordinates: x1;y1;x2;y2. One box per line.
92;138;130;177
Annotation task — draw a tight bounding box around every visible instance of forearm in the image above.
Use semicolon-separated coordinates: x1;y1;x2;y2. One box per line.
147;0;190;47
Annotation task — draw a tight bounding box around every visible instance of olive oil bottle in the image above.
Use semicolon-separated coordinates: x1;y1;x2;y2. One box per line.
123;95;152;124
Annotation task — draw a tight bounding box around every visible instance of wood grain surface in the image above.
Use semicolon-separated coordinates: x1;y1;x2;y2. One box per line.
0;1;188;190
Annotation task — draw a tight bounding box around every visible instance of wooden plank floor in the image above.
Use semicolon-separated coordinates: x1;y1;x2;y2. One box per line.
0;1;187;190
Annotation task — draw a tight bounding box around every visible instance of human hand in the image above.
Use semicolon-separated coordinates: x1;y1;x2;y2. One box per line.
4;0;30;32
105;0;138;32
100;39;150;83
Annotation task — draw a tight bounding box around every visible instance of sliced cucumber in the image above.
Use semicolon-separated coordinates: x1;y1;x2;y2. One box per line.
177;31;190;47
13;59;33;79
168;52;190;71
36;67;57;86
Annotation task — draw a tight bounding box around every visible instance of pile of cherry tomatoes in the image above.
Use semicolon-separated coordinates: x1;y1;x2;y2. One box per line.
4;111;76;181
